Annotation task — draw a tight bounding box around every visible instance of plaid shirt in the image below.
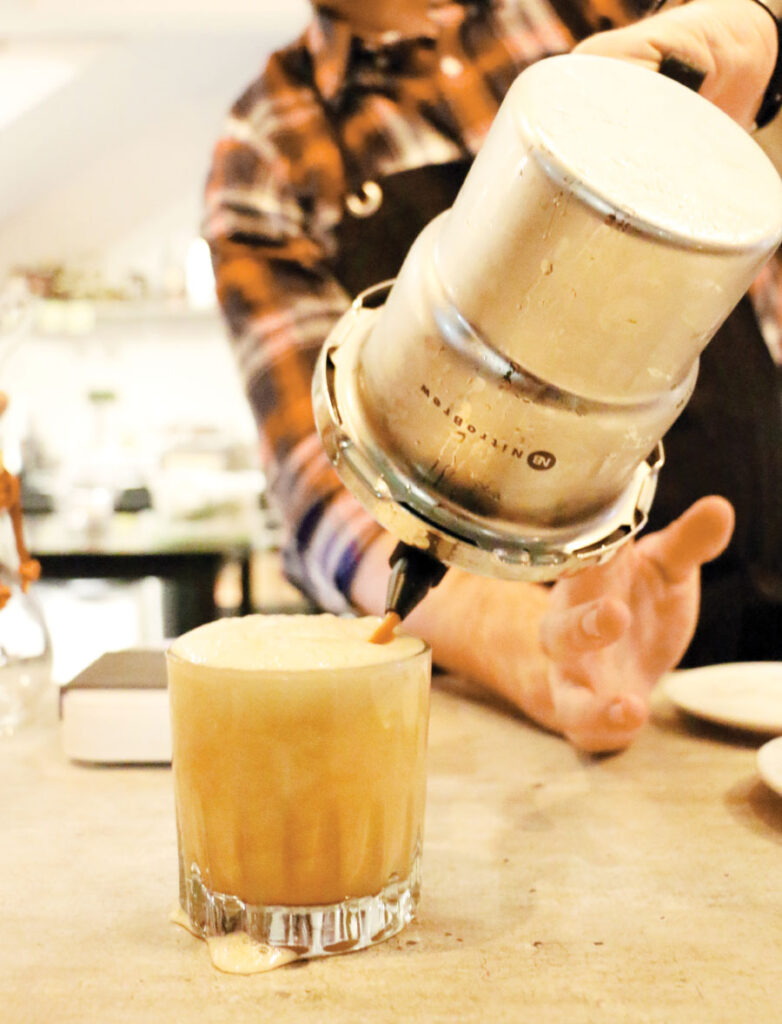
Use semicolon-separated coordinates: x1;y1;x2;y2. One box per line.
204;0;780;611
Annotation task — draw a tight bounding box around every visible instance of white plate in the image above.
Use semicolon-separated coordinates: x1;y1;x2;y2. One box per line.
757;737;782;797
664;662;782;735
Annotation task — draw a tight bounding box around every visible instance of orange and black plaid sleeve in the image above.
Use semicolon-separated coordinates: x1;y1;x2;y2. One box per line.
203;49;386;611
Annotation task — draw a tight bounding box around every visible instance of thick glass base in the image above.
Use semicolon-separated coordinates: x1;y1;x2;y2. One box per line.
179;849;421;958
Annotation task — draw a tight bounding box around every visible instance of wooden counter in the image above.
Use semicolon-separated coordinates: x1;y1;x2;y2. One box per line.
3;681;781;1023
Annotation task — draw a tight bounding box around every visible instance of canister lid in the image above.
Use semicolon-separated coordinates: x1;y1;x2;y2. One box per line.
511;54;782;252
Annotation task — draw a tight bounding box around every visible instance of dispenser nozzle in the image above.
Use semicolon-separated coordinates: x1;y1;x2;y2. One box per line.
369;542;448;644
385;542;448;620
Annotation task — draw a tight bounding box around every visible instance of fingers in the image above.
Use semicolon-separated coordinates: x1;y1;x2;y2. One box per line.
553;682;649;754
542;601;647;752
540;596;631;663
574;23;664;72
638;495;734;585
574;0;776;130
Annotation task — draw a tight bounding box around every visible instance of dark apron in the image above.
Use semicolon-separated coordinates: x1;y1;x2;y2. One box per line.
647;298;782;664
331;160;470;297
329;162;782;665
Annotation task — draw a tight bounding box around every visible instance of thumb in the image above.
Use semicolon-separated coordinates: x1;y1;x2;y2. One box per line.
637;495;734;585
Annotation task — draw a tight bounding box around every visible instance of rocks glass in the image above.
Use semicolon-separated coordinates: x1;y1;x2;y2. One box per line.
167;614;431;969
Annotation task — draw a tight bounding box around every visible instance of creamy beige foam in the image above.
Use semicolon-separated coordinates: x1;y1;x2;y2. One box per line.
169;613;425;671
170;905;299;974
206;934;299;975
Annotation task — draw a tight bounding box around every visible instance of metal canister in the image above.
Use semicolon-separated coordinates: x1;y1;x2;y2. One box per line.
314;54;782;580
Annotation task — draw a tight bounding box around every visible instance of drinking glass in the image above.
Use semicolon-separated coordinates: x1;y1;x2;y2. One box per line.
167;614;431;962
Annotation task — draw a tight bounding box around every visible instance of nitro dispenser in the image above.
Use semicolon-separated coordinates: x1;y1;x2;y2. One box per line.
313;54;782;620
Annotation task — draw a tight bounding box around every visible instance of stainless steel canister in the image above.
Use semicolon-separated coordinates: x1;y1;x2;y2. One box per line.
314;54;782;580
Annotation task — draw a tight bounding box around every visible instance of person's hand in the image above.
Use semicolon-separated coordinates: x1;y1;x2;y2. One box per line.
574;0;777;130
353;494;734;754
535;495;734;751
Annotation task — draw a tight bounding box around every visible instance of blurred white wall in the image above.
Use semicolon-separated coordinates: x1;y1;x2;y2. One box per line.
0;2;310;499
0;1;309;280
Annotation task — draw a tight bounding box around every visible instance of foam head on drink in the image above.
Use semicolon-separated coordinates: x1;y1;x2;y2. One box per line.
167;614;431;971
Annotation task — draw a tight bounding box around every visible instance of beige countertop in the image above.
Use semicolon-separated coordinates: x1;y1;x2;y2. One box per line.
3;680;781;1023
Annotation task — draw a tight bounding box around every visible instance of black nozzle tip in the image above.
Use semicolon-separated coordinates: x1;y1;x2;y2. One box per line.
385;542;448;621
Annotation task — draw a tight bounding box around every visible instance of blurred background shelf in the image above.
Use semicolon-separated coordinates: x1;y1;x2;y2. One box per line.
0;0;318;696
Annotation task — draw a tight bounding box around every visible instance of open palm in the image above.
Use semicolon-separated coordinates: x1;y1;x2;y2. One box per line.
539;495;735;751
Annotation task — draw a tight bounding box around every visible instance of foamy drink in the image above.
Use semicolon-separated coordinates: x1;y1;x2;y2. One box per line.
167;614;431;966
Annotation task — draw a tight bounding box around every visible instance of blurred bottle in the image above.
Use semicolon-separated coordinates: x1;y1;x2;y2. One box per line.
0;561;51;735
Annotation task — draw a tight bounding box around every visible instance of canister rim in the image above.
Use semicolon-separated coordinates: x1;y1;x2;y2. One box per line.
511;54;782;254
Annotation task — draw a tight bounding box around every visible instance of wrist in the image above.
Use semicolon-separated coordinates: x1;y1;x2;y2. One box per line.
421;572;553;709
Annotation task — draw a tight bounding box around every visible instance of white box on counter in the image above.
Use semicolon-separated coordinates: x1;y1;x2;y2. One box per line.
60;647;171;765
